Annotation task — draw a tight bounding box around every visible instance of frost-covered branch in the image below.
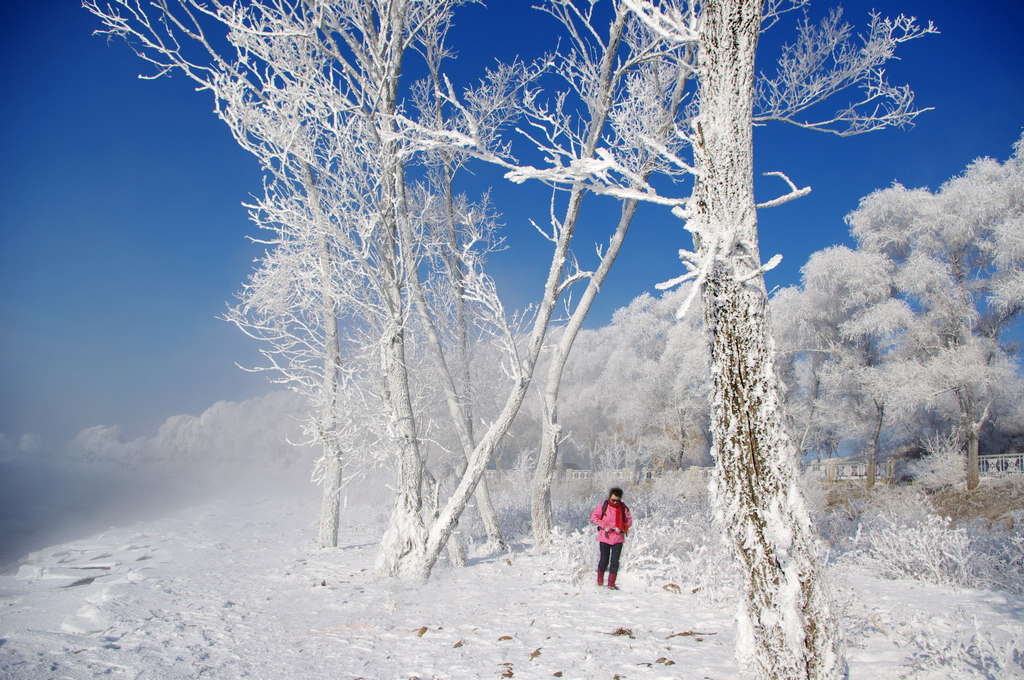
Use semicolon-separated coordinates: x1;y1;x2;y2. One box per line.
756;171;811;208
620;0;699;45
754;9;938;136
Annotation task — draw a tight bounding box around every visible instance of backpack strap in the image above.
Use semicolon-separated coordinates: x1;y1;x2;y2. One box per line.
600;500;609;519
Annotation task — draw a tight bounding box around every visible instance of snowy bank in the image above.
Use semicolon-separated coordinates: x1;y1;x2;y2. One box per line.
1;486;1023;679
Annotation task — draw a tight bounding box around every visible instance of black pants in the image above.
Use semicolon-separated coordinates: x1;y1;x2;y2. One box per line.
598;541;623;574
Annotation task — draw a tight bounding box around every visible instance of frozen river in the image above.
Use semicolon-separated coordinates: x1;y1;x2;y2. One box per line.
0;458;191;572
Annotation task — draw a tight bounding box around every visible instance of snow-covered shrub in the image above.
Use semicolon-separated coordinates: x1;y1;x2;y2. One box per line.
623;511;737;604
1008;516;1024;592
484;453;539;543
799;466;830;521
1008;511;1024;574
862;511;985;588
904;613;1024;678
807;480;929;554
548;525;597;582
798;467;863;550
552;484;603;531
838;487;1024;593
909;432;965;491
960;512;1024;594
632;470;710;514
866;486;936;520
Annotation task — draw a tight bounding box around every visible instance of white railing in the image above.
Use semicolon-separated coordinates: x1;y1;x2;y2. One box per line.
490;454;1021;486
685;467;715;480
564;469;592;482
804;458;896;483
979;453;1024;477
558;467;714;483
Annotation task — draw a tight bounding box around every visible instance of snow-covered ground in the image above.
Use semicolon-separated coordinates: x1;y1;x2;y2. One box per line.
2;487;1023;679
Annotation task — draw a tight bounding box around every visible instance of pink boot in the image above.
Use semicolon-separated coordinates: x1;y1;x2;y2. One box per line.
597;570;605;586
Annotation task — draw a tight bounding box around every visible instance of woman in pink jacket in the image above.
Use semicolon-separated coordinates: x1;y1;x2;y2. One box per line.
590;487;632;589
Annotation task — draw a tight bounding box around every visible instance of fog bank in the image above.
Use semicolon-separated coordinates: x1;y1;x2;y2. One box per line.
1;391;321;572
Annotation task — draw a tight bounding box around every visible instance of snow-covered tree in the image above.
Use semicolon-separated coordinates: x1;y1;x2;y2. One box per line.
92;0;676;581
600;1;931;677
771;285;843;461
401;20;519;554
848;133;1024;489
226;162;363;549
772;245;915;486
83;0;396;548
84;0;524;574
678;2;844;675
558;288;709;474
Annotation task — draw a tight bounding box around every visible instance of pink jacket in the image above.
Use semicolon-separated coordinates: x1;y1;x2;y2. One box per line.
591;500;632;545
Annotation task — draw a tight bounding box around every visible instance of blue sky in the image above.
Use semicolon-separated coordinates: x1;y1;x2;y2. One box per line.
1;1;1022;449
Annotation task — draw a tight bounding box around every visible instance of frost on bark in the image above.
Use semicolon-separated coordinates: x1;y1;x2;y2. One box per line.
694;0;843;677
317;449;343;548
375;317;429;579
305;163;346;549
704;271;843;679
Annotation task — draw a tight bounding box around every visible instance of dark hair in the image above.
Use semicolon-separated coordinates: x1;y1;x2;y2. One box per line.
609;487;623;499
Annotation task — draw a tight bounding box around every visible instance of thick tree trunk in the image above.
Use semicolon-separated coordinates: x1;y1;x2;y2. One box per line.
704;269;844;680
695;1;844;677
